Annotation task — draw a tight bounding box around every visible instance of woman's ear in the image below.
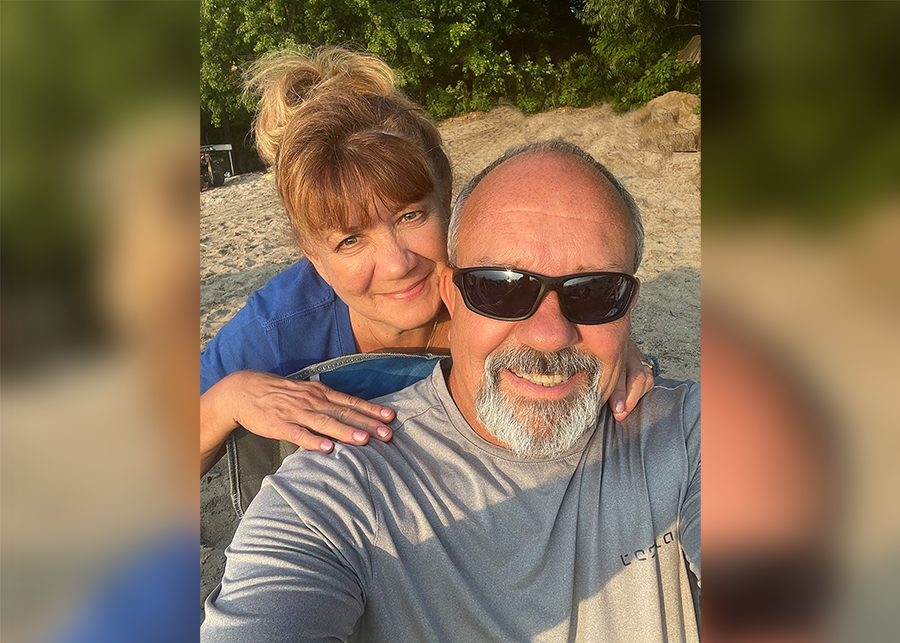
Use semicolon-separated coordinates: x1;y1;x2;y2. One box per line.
439;266;456;317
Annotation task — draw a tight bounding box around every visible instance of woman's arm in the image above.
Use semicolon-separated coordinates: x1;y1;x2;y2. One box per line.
200;370;395;477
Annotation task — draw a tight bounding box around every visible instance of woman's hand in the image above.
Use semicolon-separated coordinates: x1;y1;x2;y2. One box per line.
609;340;655;421
201;370;395;477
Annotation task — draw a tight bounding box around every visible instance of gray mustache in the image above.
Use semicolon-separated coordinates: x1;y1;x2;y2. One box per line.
485;346;602;381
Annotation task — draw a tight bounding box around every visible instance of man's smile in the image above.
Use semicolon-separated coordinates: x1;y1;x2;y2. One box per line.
501;368;585;400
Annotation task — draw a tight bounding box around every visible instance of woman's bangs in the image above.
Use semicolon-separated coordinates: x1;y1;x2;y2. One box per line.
299;134;435;240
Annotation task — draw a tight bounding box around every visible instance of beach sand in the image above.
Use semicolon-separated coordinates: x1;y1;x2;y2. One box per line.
200;94;701;615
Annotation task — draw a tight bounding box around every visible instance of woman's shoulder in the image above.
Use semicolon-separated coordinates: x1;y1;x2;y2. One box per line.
247;258;339;321
200;259;352;390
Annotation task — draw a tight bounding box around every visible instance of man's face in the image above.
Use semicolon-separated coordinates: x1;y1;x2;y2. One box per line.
440;152;638;455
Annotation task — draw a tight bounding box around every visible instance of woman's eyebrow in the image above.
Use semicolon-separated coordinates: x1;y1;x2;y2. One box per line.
324;226;362;242
395;201;428;211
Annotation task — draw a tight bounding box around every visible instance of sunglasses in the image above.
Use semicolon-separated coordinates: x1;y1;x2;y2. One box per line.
452;267;638;325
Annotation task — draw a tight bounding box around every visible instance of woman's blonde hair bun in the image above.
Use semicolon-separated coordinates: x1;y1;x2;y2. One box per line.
242;46;451;250
245;47;399;167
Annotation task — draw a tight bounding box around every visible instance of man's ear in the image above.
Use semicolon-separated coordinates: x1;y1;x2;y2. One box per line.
439;266;457;317
305;251;332;288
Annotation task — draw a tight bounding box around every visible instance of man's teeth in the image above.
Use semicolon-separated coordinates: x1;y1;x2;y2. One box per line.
510;369;569;387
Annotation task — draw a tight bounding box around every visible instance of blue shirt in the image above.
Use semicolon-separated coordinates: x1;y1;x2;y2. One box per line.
201;259;356;394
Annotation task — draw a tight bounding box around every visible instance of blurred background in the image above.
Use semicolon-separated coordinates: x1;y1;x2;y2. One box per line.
701;2;900;642
1;2;198;642
1;1;898;642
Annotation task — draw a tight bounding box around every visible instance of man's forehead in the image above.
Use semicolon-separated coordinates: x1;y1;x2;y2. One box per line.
465;252;624;274
455;151;635;270
458;204;632;272
460;227;632;273
461;155;629;233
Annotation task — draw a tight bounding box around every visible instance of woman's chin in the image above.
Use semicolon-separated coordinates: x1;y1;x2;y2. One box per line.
376;284;440;323
396;300;442;332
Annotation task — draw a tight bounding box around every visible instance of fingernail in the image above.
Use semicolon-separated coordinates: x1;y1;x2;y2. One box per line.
380;408;393;419
376;425;391;439
353;430;368;442
615;400;625;414
320;440;334;452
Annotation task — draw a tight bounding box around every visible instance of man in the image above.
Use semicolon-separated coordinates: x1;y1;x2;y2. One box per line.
202;140;700;642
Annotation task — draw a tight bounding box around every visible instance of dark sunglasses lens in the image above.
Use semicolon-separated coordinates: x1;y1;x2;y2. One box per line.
562;275;633;323
463;270;541;319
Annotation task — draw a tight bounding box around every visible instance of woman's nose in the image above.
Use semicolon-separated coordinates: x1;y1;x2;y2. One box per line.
376;234;417;278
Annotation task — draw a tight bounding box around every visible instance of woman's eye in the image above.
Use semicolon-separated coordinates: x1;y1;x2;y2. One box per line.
337;235;359;250
400;210;424;223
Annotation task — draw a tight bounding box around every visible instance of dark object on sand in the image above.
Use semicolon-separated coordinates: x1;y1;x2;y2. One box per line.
201;151;225;190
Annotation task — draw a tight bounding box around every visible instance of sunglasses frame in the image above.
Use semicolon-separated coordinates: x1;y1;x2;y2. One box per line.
452;267;639;325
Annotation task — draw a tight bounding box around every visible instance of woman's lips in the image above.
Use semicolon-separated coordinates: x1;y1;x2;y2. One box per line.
380;276;428;301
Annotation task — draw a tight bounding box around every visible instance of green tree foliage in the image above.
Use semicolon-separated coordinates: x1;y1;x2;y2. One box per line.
200;0;699;129
579;0;700;110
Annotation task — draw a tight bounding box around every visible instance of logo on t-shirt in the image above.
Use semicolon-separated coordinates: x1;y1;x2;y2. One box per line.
619;531;676;566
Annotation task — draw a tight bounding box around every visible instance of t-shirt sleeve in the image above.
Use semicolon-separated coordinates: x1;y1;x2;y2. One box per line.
200;302;279;394
201;449;378;643
679;381;701;583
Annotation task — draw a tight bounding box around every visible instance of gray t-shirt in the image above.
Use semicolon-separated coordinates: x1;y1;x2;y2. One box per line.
203;360;700;642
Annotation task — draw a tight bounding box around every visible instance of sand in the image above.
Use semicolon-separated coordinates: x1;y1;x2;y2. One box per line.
200;93;701;615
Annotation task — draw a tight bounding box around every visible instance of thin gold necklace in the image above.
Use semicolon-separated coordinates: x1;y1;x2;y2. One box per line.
424;318;438;352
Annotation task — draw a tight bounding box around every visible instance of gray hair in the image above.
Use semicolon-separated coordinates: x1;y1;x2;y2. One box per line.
447;139;644;273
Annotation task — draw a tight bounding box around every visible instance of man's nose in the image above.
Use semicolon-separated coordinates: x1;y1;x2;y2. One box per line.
514;291;579;352
376;234;417;278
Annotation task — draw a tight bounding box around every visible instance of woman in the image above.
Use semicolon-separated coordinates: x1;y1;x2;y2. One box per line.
200;47;653;477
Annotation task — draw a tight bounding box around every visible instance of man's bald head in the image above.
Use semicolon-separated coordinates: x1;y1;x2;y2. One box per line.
447;140;644;273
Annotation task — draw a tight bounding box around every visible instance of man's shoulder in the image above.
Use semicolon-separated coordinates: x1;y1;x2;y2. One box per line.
273;370;447;482
625;378;700;432
261;439;379;517
647;378;699;403
373;367;445;422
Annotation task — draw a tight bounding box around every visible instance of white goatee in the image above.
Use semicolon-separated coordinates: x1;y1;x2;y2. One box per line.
475;346;604;458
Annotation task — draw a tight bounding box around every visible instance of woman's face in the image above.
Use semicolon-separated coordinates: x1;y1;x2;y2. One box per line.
306;192;449;333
